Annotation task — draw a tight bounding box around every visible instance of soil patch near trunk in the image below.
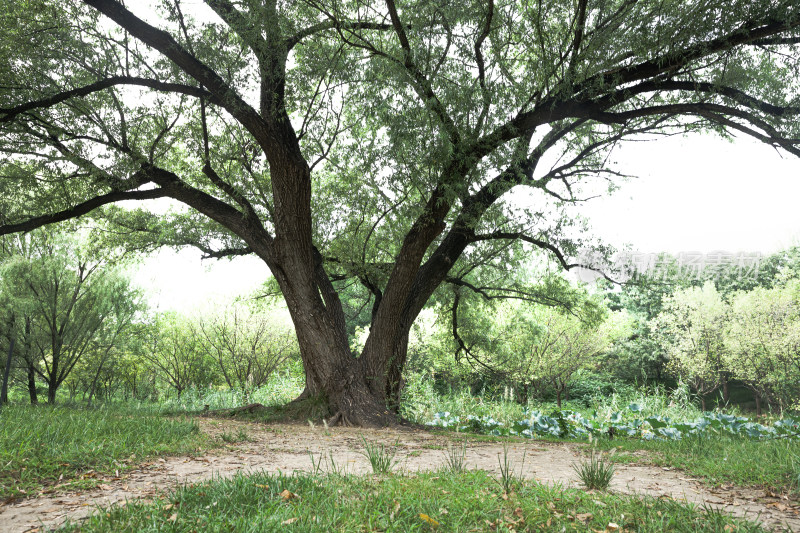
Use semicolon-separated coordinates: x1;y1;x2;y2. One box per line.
2;417;798;532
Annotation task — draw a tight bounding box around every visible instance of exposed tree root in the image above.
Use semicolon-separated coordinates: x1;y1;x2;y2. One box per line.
229;403;268;415
326;411;353;427
204;403;268;417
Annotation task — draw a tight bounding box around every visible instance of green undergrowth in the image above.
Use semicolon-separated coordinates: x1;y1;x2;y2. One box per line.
60;469;766;532
0;405;207;499
400;377;709;431
405;382;800;496
101;371;306;416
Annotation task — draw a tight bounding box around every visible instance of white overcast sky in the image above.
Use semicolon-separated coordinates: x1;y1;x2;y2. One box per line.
133;133;800;313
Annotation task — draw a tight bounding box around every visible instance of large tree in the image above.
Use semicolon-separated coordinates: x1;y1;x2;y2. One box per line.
1;0;799;425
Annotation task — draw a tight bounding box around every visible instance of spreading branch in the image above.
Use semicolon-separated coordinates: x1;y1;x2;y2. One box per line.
0;188;167;235
82;0;273;151
473;0;494;134
475;14;800;157
0;77;215;123
287;20;393;49
203;0;269;61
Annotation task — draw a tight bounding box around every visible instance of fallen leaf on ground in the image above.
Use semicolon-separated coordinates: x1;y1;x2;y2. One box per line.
419;513;439;527
280;489;296;501
281;517;299;525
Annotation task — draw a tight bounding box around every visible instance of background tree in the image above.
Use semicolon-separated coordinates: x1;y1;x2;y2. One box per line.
725;280;800;415
521;309;610;407
601;247;800;385
198;305;297;404
139;313;214;399
0;232;140;404
1;232;50;403
652;282;729;410
602;256;696;383
1;0;799;424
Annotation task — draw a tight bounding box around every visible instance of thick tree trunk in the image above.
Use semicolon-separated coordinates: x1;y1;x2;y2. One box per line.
278;277;396;427
47;380;57;404
384;335;409;413
295;363;323;400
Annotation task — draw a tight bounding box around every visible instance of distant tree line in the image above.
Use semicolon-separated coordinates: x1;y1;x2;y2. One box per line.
0;229;298;405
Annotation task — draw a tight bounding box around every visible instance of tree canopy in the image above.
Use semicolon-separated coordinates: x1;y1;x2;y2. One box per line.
1;0;799;425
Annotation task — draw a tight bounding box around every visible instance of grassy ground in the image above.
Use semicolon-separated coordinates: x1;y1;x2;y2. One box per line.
401;379;800;496
6;375;796;507
0;385;789;531
60;469;767;532
0;405;207;499
594;432;800;493
426;424;800;496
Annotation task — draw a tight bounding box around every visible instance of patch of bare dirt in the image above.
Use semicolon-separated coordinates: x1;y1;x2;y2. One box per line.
2;417;798;532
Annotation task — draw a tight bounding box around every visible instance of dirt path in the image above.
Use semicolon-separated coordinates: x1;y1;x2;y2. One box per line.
2;418;798;532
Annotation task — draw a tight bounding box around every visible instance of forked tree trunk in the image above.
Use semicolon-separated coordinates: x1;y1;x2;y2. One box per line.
276;275;396;426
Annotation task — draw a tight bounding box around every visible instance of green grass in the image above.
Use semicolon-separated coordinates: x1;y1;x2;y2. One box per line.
596;432;800;494
441;440;467;474
360;436;399;474
496;442;526;494
59;469;767;532
572;446;616;491
220;428;252;444
0;405;207;498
